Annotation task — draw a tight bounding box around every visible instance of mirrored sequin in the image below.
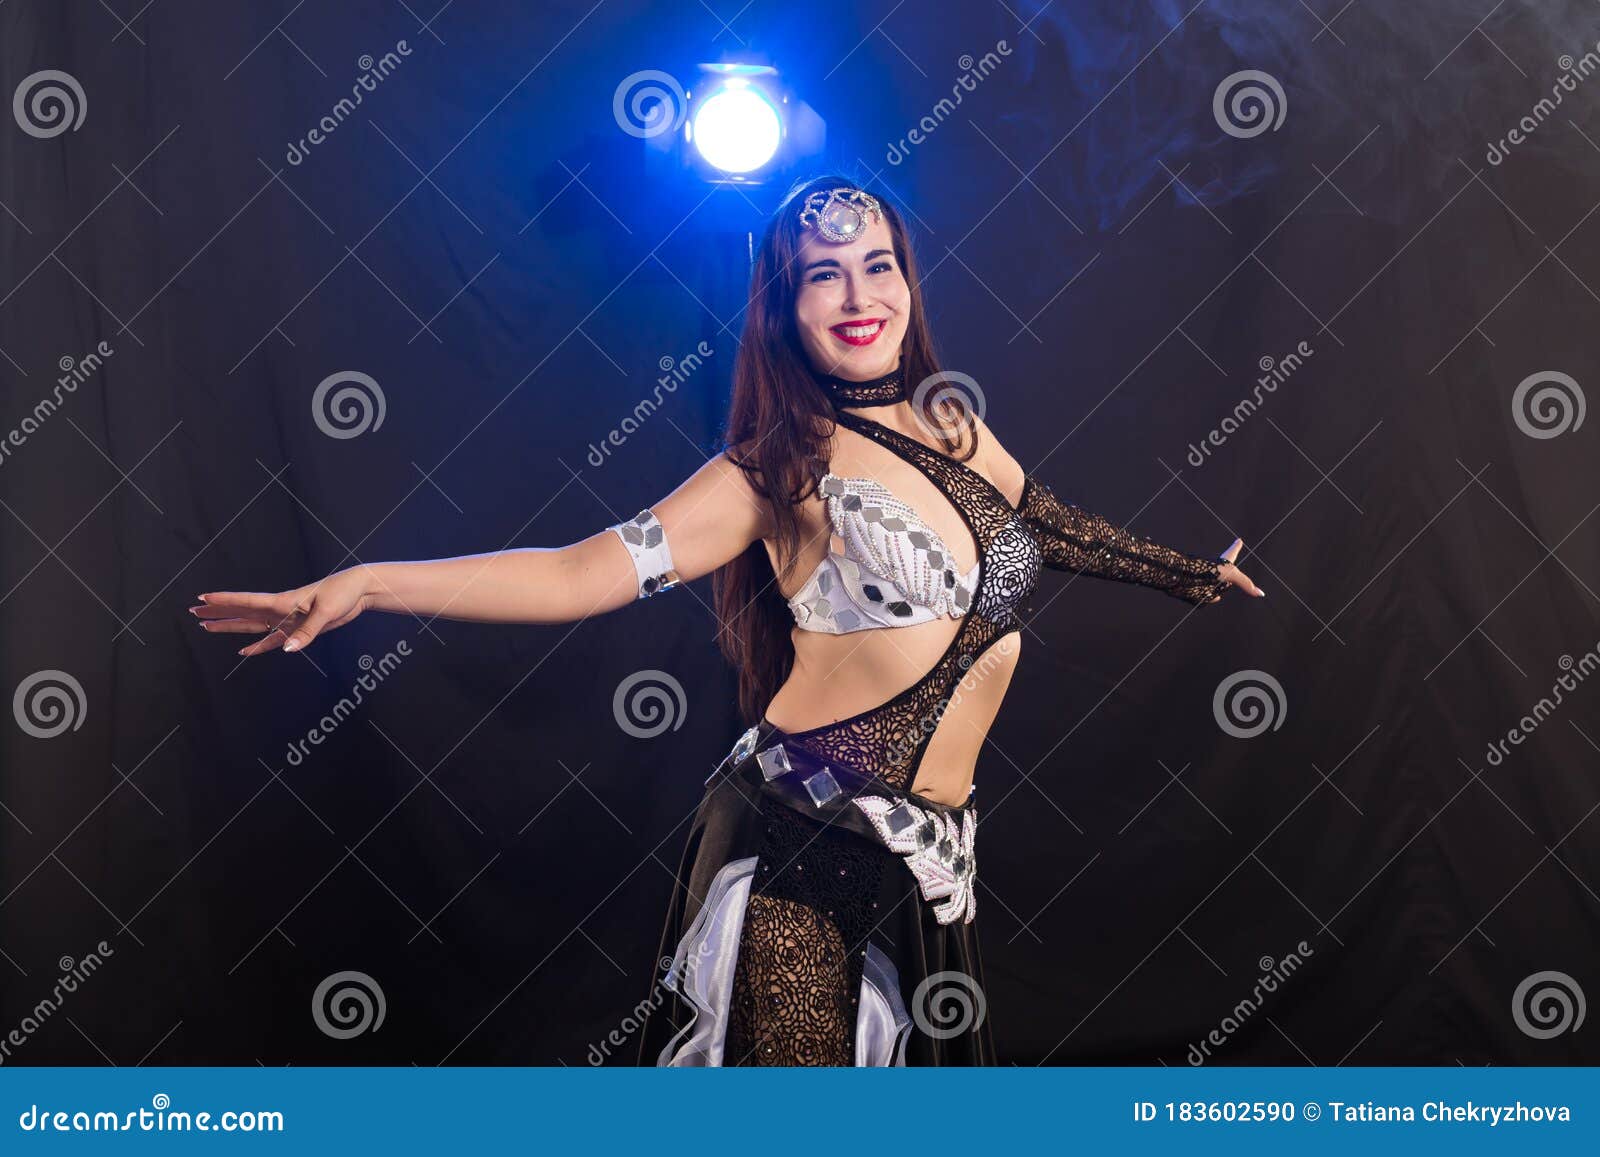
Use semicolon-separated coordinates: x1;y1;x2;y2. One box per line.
755;745;791;781
803;769;841;806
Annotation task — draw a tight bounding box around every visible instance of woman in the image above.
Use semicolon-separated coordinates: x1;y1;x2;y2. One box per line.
194;174;1264;1067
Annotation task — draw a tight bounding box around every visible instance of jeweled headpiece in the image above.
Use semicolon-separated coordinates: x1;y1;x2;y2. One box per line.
797;187;883;243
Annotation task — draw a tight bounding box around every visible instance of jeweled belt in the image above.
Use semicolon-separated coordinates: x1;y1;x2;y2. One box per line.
712;723;977;925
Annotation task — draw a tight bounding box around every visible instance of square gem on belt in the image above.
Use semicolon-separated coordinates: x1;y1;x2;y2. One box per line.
803;769;841;806
755;745;791;781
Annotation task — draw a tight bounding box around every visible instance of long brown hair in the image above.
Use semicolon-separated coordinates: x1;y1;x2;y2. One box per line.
713;173;976;722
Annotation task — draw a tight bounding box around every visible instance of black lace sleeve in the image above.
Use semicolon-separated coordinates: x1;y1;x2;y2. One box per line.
1018;474;1230;605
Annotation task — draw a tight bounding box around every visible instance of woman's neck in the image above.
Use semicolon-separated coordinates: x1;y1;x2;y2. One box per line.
809;360;906;409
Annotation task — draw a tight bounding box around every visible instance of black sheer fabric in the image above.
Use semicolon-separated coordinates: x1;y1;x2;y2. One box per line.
775;409;1042;791
641;403;1229;1067
811;366;908;407
1018;475;1231;606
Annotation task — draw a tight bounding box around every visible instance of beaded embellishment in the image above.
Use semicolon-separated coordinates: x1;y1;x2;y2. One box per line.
797;187;883;243
852;796;977;925
609;509;680;599
787;474;977;633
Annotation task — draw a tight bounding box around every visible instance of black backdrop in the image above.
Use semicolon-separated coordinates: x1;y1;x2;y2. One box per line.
1;0;1597;1067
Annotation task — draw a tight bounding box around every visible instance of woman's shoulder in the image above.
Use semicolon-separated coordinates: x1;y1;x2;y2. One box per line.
967;411;1026;505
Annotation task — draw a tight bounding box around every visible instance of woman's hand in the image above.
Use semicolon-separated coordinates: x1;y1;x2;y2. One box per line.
192;567;374;657
1215;537;1265;599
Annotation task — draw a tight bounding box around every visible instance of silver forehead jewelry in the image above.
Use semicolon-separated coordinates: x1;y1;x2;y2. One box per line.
797;187;883;243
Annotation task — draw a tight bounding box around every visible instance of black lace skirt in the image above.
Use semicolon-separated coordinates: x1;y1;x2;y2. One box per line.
635;720;996;1066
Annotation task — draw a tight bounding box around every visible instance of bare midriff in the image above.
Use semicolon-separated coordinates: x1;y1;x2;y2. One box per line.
758;419;1023;808
763;622;1022;807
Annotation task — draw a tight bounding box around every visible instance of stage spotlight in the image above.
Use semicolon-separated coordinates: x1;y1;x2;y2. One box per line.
645;61;822;186
690;80;782;175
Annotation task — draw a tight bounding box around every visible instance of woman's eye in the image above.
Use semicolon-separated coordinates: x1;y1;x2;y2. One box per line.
809;271;836;282
869;262;893;273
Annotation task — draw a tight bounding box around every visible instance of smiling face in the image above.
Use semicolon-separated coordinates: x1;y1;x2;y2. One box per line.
792;214;911;381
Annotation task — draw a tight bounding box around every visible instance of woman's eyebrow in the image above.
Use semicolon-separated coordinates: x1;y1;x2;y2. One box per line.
801;249;894;274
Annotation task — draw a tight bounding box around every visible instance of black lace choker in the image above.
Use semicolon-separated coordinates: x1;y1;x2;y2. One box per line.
809;364;907;408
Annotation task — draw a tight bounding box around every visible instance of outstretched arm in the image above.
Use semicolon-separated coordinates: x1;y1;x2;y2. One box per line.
976;418;1263;605
1017;474;1238;604
194;453;769;656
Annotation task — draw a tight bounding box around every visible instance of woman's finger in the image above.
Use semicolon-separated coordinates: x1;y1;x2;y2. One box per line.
1219;537;1243;564
237;627;288;658
199;591;280;610
191;602;277;621
197;618;275;634
281;602;337;653
1227;565;1266;598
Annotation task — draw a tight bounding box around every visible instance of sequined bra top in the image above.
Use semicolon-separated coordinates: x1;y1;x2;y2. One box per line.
787;470;982;633
775;365;1232;791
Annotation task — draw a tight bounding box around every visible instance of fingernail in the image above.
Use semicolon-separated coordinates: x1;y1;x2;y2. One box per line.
198;594;211;603
197;620;208;628
283;639;300;653
1259;590;1267;598
237;647;249;655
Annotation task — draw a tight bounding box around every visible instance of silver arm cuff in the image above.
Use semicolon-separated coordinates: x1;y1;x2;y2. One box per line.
609;509;681;599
